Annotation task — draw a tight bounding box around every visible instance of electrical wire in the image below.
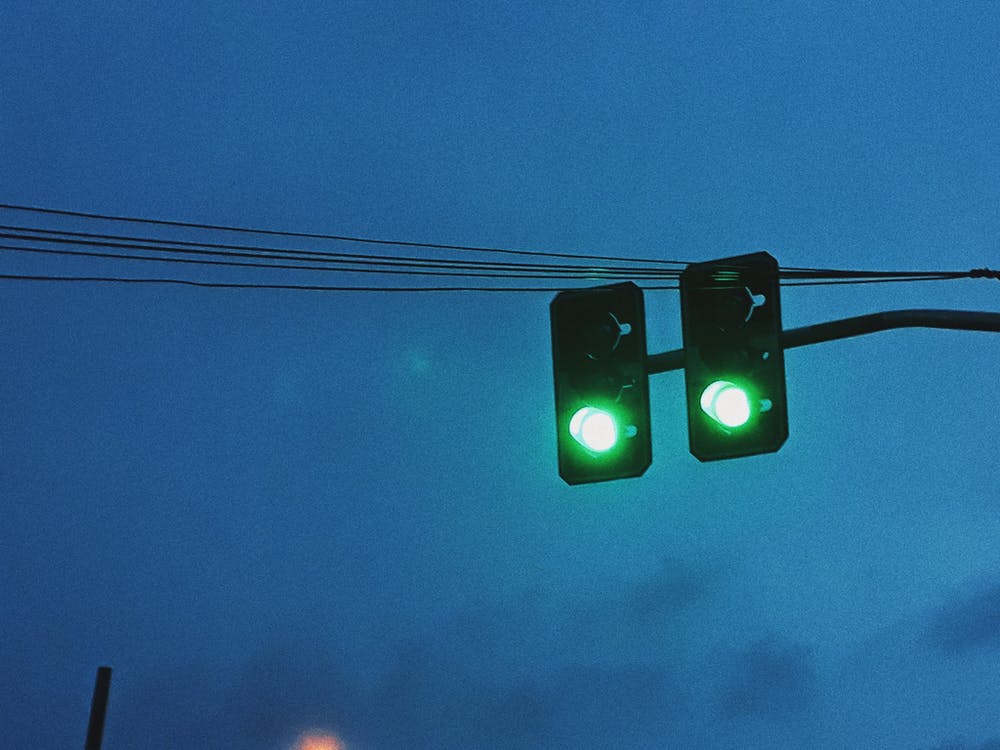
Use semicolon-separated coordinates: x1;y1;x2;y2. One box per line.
778;267;968;281
0;203;994;292
0;227;682;279
0;273;630;293
0;202;691;267
0;225;972;284
779;274;970;286
0;241;679;281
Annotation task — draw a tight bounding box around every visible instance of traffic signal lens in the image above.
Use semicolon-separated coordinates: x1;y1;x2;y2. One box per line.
700;380;751;428
569;406;618;452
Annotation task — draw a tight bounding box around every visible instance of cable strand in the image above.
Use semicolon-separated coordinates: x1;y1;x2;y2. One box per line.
0;202;691;266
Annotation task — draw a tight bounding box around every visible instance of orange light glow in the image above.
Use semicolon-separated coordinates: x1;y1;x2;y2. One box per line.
293;731;345;750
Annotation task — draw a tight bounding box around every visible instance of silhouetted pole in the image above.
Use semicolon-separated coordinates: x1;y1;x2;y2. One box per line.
84;666;112;750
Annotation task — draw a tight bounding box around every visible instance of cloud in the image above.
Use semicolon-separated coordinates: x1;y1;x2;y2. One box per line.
926;580;1000;653
361;635;684;749
625;556;719;625
463;680;554;745
109;558;735;749
719;637;816;719
538;663;681;744
113;644;369;750
461;662;680;748
926;740;1000;750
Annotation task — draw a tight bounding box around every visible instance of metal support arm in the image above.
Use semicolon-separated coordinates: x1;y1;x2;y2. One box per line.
646;309;1000;375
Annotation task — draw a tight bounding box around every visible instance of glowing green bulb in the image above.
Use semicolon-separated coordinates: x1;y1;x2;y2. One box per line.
569;406;618;452
700;381;751;428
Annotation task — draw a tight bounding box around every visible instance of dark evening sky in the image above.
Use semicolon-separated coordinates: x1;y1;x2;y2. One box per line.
2;3;999;748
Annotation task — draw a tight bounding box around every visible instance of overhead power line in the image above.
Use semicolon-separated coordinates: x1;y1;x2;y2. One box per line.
0;202;691;267
0;202;994;292
0;227;682;279
0;273;625;293
4;270;984;292
0;240;679;281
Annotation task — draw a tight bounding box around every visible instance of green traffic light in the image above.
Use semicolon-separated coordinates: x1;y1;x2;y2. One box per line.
569;406;618;452
700;380;751;428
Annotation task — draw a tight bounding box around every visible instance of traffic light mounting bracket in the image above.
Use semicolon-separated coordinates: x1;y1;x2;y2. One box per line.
647;309;1000;375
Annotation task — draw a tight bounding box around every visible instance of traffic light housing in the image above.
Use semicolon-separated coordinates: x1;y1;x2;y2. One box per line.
680;252;788;461
550;282;651;484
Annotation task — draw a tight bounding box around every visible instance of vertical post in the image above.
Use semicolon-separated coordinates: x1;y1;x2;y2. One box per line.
84;666;112;750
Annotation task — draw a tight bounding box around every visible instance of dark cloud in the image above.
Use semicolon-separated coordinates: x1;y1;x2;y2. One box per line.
117;645;367;750
626;556;719;625
927;739;1000;750
461;662;680;748
926;581;1000;653
223;646;363;745
111;560;706;749
463;680;554;745
360;634;684;748
539;663;681;744
719;638;816;719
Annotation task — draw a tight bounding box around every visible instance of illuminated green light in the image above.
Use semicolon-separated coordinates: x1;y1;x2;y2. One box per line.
569;406;618;452
700;380;751;428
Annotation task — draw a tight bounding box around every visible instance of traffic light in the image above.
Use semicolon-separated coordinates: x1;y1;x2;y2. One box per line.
680;252;788;461
550;282;651;484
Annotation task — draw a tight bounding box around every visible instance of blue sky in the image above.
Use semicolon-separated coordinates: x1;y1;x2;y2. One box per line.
2;2;999;748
